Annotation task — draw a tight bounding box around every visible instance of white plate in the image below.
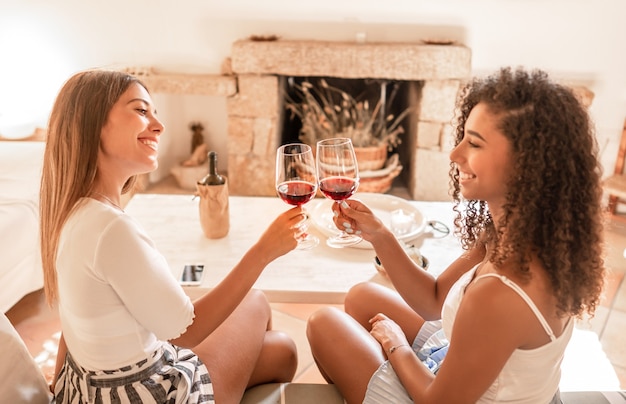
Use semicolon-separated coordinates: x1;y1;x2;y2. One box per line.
310;192;426;249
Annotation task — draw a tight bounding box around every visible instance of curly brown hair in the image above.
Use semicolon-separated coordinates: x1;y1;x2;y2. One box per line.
450;67;605;318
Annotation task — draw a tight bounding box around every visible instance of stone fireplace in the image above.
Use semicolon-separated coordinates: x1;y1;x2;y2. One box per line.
135;39;472;200
226;39;471;200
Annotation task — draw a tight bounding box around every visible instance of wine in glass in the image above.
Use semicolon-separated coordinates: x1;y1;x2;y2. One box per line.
316;137;362;248
275;143;319;250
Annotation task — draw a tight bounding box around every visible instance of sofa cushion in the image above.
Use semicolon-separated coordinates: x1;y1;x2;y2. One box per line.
241;382;343;404
561;390;626;403
0;313;52;403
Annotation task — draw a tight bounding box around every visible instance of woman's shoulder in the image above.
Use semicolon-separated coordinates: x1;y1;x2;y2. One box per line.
68;198;140;236
455;275;540;347
464;266;567;343
468;263;549;309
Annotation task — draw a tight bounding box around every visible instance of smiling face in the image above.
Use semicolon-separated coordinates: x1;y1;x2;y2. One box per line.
98;83;164;185
449;102;513;211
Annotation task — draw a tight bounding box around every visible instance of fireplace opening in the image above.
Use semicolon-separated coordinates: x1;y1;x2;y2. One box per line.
279;76;416;193
280;77;412;149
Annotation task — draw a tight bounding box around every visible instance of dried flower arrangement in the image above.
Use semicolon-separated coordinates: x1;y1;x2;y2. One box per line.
284;78;413;150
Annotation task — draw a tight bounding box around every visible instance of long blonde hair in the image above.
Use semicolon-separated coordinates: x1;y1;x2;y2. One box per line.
40;70;143;305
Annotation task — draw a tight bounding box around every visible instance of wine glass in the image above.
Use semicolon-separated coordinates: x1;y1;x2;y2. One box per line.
275;143;320;250
316;137;362;248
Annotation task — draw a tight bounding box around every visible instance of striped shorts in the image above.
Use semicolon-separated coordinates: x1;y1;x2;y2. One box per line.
53;343;214;404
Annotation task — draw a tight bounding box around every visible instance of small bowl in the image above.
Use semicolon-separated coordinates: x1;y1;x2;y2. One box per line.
170;164;208;191
374;246;429;278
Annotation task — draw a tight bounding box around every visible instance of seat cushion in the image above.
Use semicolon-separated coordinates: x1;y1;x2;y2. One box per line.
241;382;343;404
241;383;626;404
561;391;626;403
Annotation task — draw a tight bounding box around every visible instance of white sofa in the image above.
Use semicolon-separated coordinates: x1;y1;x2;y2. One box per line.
0;312;52;403
0;140;46;313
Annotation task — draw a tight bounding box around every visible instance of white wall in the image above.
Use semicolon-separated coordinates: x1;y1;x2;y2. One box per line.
1;0;624;180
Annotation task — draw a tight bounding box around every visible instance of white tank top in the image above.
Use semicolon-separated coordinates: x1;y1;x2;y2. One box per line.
442;266;573;403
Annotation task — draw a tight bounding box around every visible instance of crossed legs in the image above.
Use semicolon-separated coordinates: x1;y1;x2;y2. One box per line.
193;290;297;404
307;282;426;404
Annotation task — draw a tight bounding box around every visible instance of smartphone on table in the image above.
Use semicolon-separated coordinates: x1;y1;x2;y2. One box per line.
179;264;205;286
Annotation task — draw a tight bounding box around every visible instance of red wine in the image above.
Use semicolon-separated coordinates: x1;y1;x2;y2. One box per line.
277;181;316;206
319;177;357;201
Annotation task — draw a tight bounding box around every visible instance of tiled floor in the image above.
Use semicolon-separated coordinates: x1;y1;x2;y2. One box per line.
5;204;626;392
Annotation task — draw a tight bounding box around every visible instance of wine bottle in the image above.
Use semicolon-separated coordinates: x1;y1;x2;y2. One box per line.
196;150;229;239
199;151;226;185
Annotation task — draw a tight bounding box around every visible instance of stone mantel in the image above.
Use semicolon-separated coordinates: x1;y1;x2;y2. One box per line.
230;39;471;80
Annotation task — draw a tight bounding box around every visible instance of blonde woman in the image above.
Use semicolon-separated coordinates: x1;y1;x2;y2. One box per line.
41;70;303;403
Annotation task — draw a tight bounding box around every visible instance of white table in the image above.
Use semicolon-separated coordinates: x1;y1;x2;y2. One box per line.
125;193;463;303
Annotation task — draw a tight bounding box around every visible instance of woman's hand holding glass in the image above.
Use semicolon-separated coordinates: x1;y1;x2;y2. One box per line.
316;138;363;248
275;143;319;250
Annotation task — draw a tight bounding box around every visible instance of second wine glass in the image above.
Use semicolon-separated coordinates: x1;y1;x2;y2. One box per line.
316;137;363;248
275;143;319;250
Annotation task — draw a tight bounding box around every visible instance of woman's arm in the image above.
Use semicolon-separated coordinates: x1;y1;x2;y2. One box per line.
371;276;531;403
171;206;304;347
335;199;485;319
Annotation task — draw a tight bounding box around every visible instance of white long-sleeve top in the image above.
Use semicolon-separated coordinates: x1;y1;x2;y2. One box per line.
56;198;195;371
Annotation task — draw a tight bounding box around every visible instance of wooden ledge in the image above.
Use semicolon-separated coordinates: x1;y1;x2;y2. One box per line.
123;67;237;96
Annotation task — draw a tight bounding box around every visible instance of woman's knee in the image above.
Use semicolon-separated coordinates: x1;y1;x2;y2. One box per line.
307;306;341;328
266;330;298;379
306;306;343;345
246;288;269;307
247;330;298;387
242;289;271;318
344;282;383;317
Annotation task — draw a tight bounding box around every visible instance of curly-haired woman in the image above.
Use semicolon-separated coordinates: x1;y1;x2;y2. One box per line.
306;67;605;403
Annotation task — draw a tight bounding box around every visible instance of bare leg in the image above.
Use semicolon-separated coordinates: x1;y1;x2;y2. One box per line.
193;290;297;404
306;306;385;404
307;282;428;403
345;282;426;343
246;330;297;387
